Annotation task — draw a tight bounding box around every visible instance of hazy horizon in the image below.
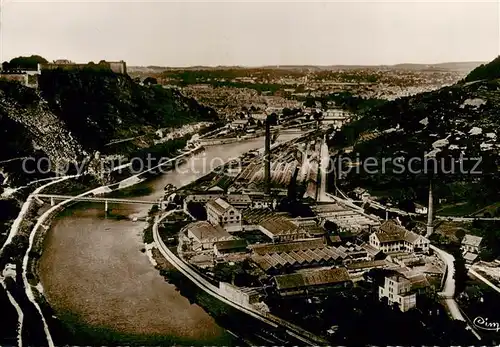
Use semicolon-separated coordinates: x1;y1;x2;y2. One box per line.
1;0;499;66
127;60;489;69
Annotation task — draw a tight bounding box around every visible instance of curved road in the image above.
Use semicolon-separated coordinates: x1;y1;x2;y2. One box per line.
152;212;327;346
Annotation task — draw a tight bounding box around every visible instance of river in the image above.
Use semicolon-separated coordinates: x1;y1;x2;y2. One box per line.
38;134;298;345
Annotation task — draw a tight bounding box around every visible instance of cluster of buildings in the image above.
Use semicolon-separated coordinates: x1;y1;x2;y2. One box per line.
178;187;435;312
172;127;440;314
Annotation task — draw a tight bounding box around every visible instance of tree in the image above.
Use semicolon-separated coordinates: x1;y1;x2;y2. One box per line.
144;77;158;85
2;61;10;71
9;55;48;70
267;113;278;126
186;201;207;220
453;249;467;296
304;97;316;108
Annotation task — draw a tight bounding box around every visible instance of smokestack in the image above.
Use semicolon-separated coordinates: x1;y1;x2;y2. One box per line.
427;179;434;235
264;117;271;195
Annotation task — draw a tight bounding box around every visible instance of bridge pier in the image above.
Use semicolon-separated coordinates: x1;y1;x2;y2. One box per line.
50;197;55;206
105;200;109;213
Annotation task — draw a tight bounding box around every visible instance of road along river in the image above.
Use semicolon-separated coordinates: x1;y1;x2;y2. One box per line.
38;134;298;345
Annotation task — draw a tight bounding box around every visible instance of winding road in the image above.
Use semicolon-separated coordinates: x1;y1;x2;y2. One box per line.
151;212;327;346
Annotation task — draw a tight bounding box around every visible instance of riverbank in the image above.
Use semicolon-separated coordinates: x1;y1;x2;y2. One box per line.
22;143;215;345
0;133;210;345
24;133;300;345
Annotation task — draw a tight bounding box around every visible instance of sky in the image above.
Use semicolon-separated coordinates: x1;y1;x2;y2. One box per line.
1;0;499;67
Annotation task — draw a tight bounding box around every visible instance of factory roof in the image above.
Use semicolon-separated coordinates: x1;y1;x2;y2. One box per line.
274;268;351;290
207;198;233;215
187;221;232;242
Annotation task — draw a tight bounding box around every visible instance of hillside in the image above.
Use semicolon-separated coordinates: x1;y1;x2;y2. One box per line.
328;77;500;207
463;55;500;82
0;68;217;186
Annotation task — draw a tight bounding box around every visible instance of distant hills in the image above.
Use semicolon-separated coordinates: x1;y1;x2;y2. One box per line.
128;61;485;73
328;56;500;207
464;55;500;82
0;68;217;186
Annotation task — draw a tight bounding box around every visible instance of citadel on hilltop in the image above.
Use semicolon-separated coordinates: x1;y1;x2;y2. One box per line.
38;59;127;74
0;59;127;88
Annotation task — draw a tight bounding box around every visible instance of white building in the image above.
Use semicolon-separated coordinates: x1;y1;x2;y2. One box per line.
206;198;242;232
379;275;416;312
369;221;429;254
415;203;428;215
461;234;483;254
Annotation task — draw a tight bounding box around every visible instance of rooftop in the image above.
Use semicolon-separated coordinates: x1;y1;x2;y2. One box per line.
274;268;351;290
463;252;479;262
226;194;252;204
207;198;232;214
374;220;427;244
215;239;248;250
259;217;303;236
187;221;232;241
462;234;483;248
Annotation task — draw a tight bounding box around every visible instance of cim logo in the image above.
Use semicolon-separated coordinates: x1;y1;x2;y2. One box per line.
473;316;500;332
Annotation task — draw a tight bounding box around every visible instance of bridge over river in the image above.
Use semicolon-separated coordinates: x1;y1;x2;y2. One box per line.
34;193;159;212
37;132;303;345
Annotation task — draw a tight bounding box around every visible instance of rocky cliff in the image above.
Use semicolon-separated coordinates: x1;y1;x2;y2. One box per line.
0;69;217;187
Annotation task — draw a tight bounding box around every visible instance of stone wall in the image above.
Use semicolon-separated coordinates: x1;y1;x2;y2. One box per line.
0;74;27;85
38;60;127;75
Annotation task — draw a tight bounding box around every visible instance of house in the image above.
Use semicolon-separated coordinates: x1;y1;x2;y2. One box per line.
369;221;429;254
461;234;483;254
250;194;276;209
219;282;261;306
214;239;248;257
361;192;371;202
379;275;416;312
186;221;234;250
230;119;249;129
352;187;367;199
183;193;222;213
258;217;307;242
463;252;479;264
461;234;483;264
53;59;73;64
273;267;352;297
226;194;252;210
206;198;242;232
415;203;428;214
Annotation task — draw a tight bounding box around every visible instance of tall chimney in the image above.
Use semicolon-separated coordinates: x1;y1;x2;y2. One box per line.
264;117;271;195
426;179;434;235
